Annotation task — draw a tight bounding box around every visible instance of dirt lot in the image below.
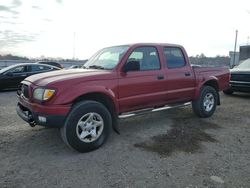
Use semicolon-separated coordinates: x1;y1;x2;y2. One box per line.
0;91;249;188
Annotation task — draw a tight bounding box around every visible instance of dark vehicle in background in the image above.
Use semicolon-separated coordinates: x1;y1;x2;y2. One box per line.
68;60;88;69
224;59;250;94
36;61;63;69
0;63;61;90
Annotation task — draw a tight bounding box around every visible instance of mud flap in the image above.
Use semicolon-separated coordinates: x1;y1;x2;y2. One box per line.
217;92;221;105
112;116;120;134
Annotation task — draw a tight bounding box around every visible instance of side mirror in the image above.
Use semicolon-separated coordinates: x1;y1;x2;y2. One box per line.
6;72;13;76
123;60;140;72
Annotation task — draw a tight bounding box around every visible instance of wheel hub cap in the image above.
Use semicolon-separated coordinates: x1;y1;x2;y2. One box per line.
203;93;215;112
76;112;104;143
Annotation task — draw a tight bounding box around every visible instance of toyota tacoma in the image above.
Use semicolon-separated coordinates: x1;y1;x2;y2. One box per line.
16;43;230;152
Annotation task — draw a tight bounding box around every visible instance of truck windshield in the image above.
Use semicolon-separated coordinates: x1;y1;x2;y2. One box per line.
84;46;129;70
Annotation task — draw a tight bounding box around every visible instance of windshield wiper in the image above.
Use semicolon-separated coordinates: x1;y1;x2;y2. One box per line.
88;65;105;70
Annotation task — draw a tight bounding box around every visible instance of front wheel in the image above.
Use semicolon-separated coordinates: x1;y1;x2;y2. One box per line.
60;100;112;152
192;86;218;118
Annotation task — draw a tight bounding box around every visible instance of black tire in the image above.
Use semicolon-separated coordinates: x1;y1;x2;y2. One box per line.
192;86;218;118
61;100;112;152
223;88;234;95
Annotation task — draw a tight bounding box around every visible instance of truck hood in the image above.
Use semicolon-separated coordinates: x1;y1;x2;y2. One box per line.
25;69;116;86
230;68;250;74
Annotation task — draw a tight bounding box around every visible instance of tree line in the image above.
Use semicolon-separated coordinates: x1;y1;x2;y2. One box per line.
189;54;230;67
1;53;230;67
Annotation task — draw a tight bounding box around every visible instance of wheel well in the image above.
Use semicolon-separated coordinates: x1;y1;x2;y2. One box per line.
203;80;220;105
72;93;117;117
72;93;120;133
204;80;219;91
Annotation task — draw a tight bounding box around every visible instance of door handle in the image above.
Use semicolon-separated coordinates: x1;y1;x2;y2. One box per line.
21;74;27;77
157;75;164;80
185;72;191;76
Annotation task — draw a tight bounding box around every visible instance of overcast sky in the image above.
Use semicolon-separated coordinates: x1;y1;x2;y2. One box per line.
0;0;250;59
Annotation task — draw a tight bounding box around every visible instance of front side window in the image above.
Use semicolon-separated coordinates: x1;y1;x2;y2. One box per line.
127;47;160;71
84;46;130;70
164;47;186;68
9;66;26;73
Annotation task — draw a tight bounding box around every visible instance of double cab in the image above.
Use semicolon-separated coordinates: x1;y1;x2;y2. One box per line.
16;43;230;152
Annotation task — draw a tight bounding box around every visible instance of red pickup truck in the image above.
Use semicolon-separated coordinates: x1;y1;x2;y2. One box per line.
16;43;230;152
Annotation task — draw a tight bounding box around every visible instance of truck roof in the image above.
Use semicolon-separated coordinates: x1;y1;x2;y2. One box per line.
129;43;183;47
107;43;184;49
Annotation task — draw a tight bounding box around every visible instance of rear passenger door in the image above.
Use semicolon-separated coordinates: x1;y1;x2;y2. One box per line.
163;47;195;103
118;46;166;112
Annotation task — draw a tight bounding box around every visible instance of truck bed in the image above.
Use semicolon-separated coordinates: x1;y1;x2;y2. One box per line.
193;66;230;91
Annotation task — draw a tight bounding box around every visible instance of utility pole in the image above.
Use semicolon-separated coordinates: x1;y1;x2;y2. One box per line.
73;32;76;60
232;30;238;68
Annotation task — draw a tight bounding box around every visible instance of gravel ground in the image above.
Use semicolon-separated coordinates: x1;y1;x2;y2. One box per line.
0;91;250;188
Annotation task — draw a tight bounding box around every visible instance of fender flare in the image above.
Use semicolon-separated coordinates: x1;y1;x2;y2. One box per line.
195;77;220;105
55;85;120;134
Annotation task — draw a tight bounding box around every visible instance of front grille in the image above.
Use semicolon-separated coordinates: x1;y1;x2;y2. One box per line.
231;73;250;82
17;84;22;96
21;84;29;99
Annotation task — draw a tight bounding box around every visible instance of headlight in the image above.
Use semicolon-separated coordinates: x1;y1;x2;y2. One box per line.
33;88;44;100
33;88;56;101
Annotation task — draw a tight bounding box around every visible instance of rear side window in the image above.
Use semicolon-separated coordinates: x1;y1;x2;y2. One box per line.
127;47;160;71
164;47;186;68
31;65;51;72
39;62;59;67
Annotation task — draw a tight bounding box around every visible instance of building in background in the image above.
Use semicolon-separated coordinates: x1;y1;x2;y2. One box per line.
239;45;250;62
229;45;250;68
229;51;239;68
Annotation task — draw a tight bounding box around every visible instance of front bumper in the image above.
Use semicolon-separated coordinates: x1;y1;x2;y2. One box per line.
16;95;71;127
230;81;250;93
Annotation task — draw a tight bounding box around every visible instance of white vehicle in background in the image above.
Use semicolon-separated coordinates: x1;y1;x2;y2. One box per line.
68;65;82;69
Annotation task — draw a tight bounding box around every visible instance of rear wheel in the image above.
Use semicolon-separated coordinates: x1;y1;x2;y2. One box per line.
61;100;112;152
192;86;218;118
